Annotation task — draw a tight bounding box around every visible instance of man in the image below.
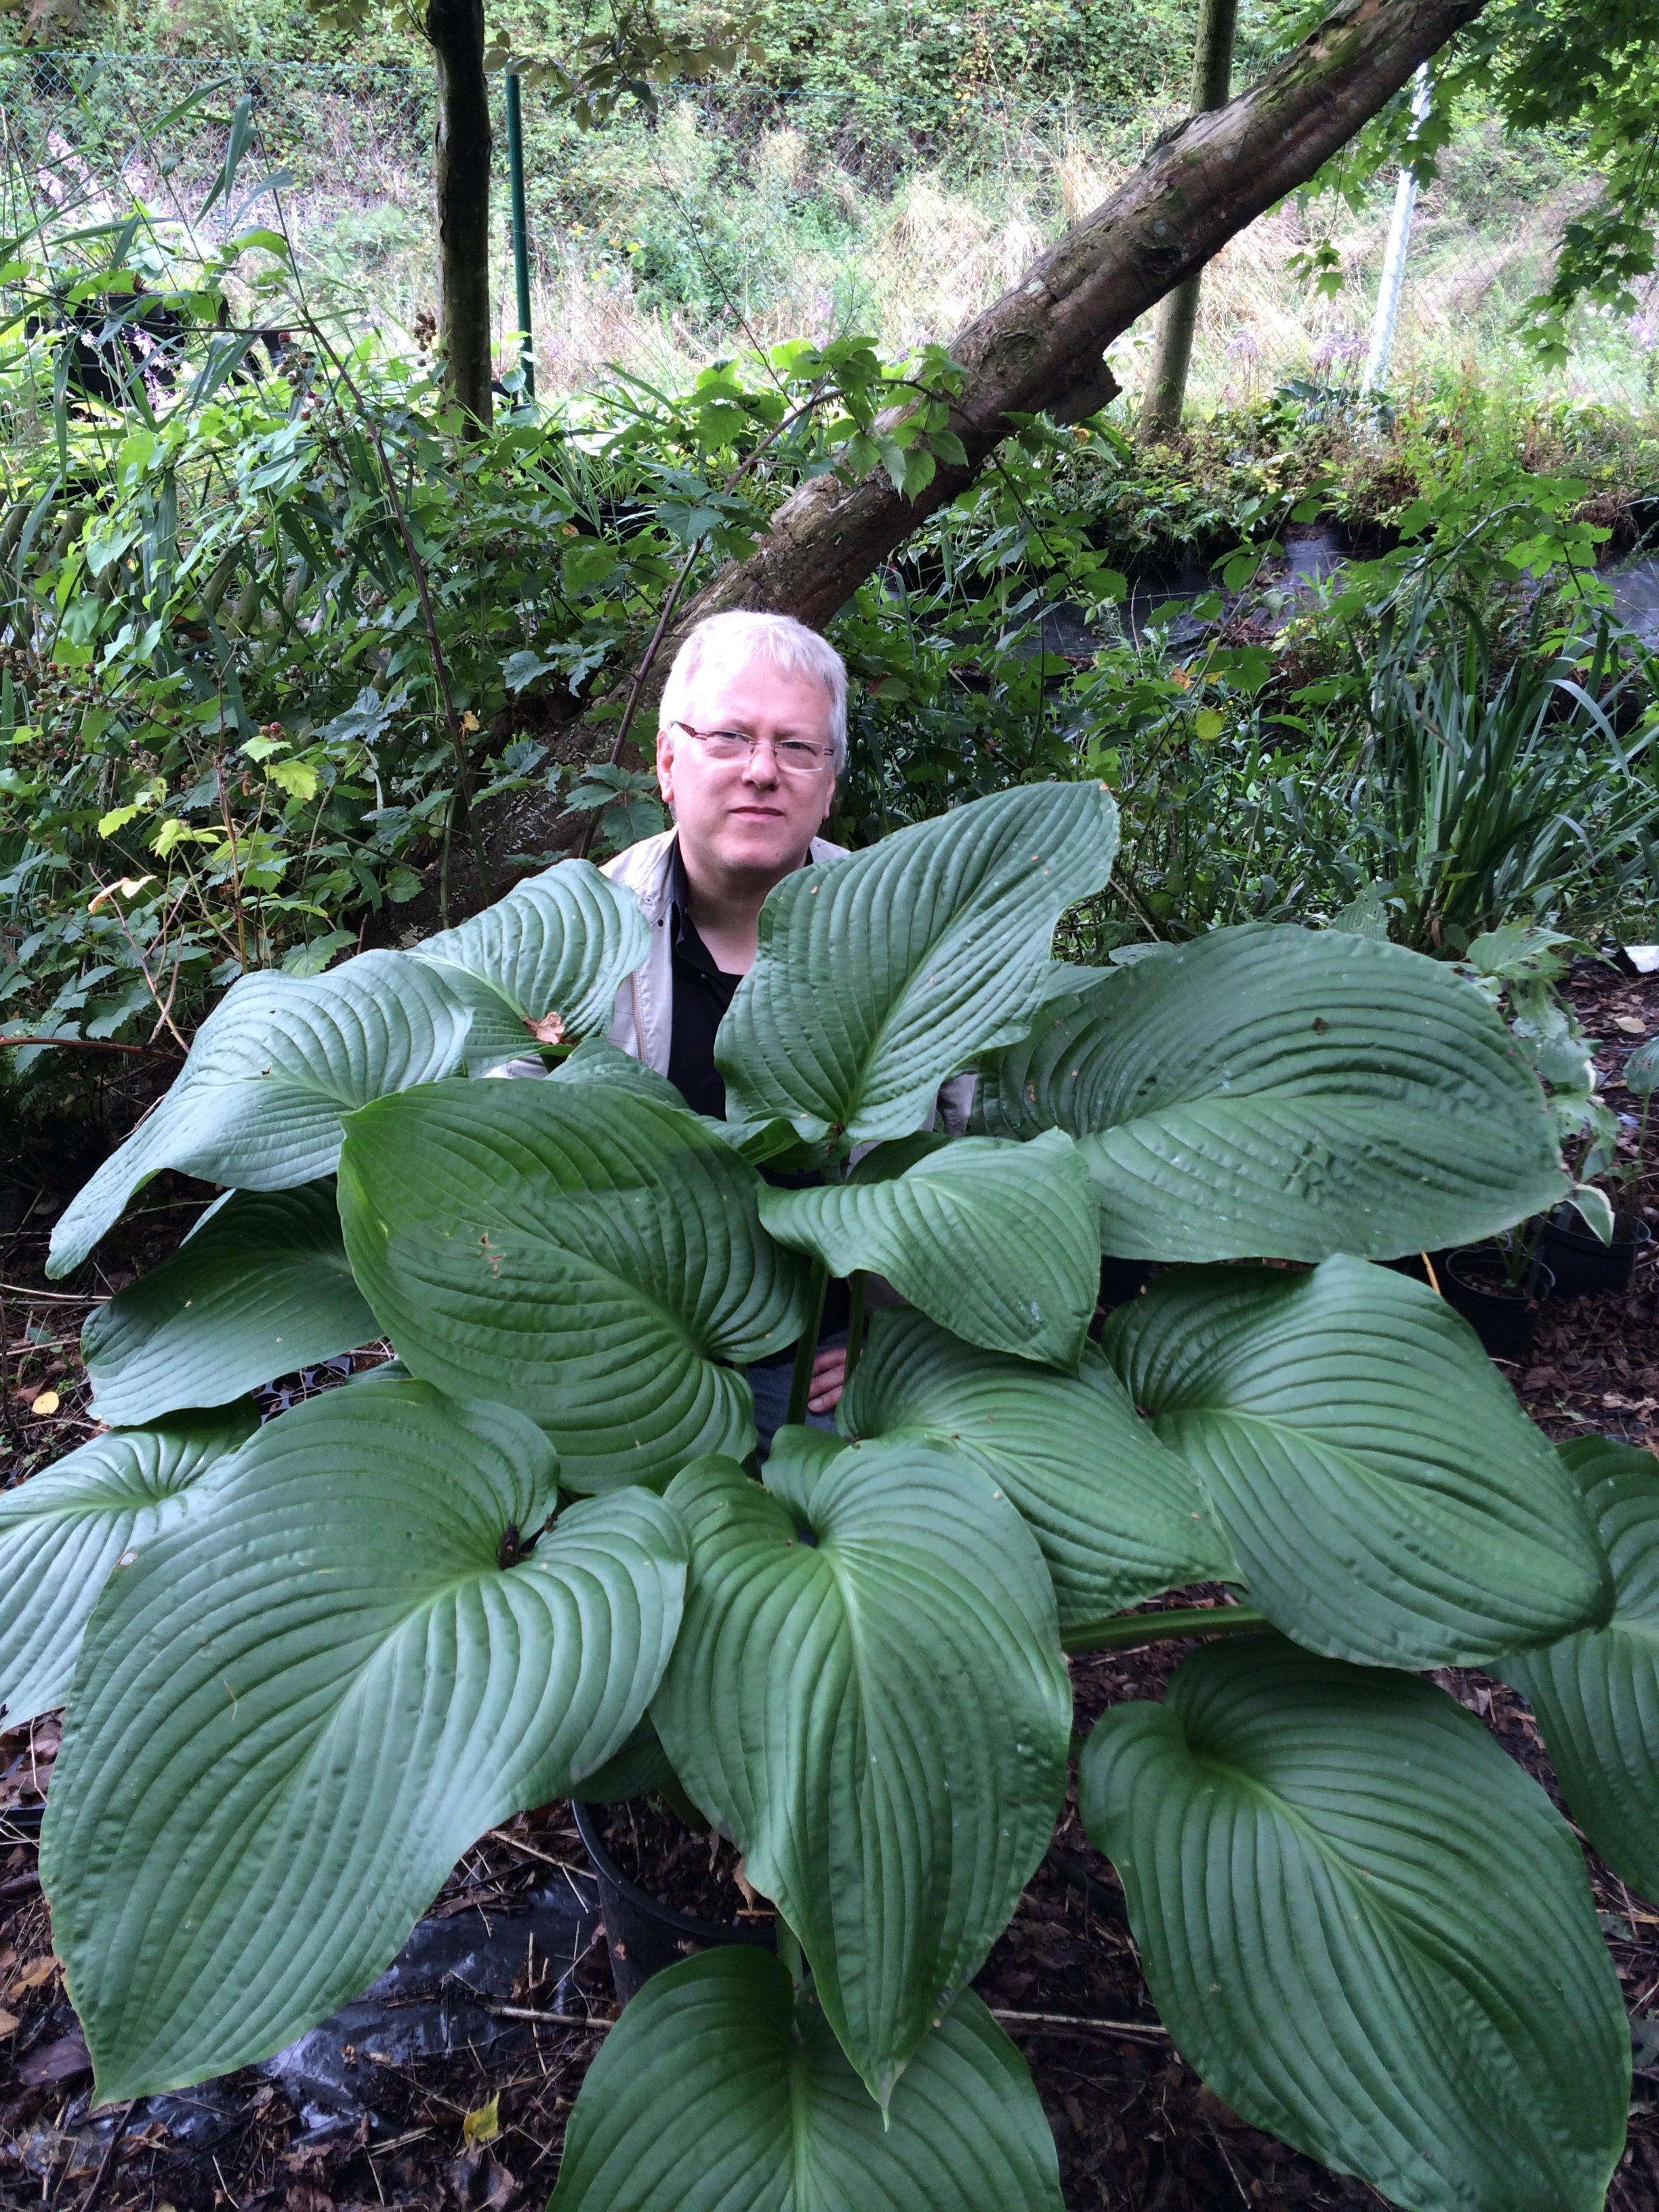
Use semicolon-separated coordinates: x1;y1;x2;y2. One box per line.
601;609;854;1431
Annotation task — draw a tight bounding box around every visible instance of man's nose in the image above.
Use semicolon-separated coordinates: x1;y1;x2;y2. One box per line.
741;738;782;785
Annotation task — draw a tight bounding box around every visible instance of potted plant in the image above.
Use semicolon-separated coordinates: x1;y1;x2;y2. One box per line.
2;783;1650;2212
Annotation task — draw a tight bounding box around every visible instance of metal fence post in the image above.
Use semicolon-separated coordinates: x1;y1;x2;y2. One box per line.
505;68;533;400
1360;64;1432;396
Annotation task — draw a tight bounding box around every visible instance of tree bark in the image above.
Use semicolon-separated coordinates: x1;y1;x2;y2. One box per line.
426;0;493;428
1139;0;1241;442
485;0;1489;874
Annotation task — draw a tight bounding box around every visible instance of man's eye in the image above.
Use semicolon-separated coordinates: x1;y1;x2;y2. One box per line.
778;742;819;762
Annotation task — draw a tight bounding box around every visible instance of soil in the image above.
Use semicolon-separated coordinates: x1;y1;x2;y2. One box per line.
4;953;1659;2209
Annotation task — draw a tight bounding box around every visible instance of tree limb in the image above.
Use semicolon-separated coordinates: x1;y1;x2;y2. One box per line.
486;0;1490;876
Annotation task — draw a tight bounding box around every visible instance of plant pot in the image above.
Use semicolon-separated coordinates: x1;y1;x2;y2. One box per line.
1441;1248;1556;1362
1535;1207;1652;1299
572;1801;773;2006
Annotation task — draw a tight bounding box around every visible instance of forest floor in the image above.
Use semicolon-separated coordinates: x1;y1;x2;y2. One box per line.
1;955;1658;2211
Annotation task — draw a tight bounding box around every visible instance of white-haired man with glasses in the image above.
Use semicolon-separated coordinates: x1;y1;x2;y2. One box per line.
495;610;966;1442
600;610;855;1440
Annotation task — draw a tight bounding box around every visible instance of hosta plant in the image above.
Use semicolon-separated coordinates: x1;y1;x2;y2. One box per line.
6;784;1650;2212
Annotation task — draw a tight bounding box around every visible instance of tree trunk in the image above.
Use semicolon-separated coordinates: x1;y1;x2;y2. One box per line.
484;0;1489;876
1139;0;1241;442
426;0;493;428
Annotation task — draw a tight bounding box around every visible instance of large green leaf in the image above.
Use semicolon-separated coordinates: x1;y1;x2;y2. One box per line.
977;925;1565;1261
0;1405;256;1728
1103;1256;1609;1668
760;1132;1099;1369
718;781;1118;1144
41;1378;687;2102
83;1183;377;1427
337;1080;810;1491
838;1309;1233;1624
548;1949;1063;2212
412;859;649;1067
47;953;472;1278
1500;1437;1659;1904
49;874;651;1280
1080;1637;1628;2212
651;1433;1069;2106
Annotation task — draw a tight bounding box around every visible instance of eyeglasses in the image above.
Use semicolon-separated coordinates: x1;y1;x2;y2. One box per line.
670;721;835;777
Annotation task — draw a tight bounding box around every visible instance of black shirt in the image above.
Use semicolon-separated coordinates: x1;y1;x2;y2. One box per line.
665;842;848;1355
666;842;739;1120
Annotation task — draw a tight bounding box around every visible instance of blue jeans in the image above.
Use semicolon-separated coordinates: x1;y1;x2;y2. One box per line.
747;1331;847;1462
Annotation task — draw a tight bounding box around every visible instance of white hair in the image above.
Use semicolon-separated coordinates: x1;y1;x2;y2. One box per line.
658;609;848;772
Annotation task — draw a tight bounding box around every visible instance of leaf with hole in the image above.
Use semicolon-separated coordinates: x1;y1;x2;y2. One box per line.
337;1080;811;1490
760;1132;1099;1369
549;1948;1062;2212
83;1184;376;1427
977;925;1565;1260
651;1433;1069;2105
1103;1256;1609;1667
838;1308;1231;1624
41;1378;687;2101
412;859;649;1068
718;781;1118;1143
1499;1437;1659;1905
0;1406;256;1728
1080;1636;1627;2212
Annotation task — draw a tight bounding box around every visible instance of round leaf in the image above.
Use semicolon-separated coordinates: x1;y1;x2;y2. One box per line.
549;1948;1063;2212
760;1132;1100;1369
338;1080;811;1491
83;1183;377;1427
0;1405;256;1727
718;781;1119;1143
1103;1256;1610;1668
651;1435;1069;2105
1500;1437;1659;1904
838;1308;1233;1625
977;926;1565;1261
1080;1637;1627;2212
41;1378;687;2101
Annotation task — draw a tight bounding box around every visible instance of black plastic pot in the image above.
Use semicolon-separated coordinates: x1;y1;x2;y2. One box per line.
1535;1207;1652;1300
572;1801;773;2005
1441;1248;1555;1362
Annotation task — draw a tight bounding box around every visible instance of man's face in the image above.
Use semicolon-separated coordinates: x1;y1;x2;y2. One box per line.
656;657;837;884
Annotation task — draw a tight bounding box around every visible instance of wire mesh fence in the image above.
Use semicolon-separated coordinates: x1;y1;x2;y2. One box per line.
0;45;1653;416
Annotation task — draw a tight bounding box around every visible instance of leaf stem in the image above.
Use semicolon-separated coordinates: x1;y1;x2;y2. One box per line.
843;1269;867;1385
1061;1603;1270;1655
784;1260;830;1430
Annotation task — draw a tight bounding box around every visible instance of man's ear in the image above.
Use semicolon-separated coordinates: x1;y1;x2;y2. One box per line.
654;728;675;804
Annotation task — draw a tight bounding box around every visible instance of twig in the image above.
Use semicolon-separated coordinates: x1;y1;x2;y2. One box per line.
488;2004;613;2029
0;1286;105;1303
990;2009;1169;2040
0;1036;179;1057
483;1828;591;1877
75;2100;134;2212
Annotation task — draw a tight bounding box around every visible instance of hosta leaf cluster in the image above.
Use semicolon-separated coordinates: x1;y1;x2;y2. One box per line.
7;780;1641;2212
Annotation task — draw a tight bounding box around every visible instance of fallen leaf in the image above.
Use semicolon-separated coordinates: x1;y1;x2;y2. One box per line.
526;1009;567;1046
1616;1016;1648;1035
0;1946;17;1977
462;2092;500;2150
9;1955;56;1992
28;1391;58;1417
0;2010;18;2036
19;2029;90;2086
